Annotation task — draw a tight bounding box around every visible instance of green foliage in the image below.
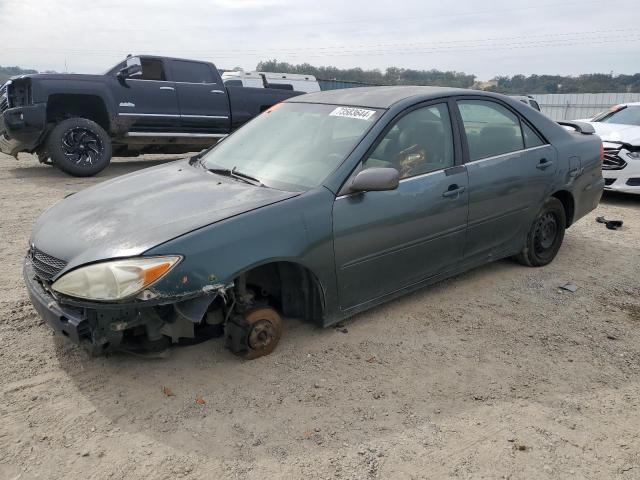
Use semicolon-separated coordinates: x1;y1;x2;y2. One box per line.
256;60;640;93
0;65;39;84
489;73;640;94
256;60;476;88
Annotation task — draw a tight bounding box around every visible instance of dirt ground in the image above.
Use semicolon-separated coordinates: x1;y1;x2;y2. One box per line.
1;153;639;480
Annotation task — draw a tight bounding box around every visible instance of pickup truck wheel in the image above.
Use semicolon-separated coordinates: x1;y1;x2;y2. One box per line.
47;118;112;177
515;197;566;267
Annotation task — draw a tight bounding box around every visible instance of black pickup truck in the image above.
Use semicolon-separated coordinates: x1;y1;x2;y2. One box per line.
0;55;301;176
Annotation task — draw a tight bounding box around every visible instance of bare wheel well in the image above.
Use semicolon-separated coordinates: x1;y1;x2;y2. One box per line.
242;262;325;324
46;94;110;131
552;190;575;227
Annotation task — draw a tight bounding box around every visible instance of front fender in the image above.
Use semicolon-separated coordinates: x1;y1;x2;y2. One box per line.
145;187;340;321
32;78;117;124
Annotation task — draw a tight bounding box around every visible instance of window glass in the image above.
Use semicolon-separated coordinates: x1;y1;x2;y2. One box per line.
363;103;454;179
171;61;214;83
458;100;524;161
598;106;640;126
522;122;545;148
140;58;166;81
200;103;381;191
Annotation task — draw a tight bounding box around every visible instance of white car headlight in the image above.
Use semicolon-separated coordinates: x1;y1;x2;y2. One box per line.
51;256;181;301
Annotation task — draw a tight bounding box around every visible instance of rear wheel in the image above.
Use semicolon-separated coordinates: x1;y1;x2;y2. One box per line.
515;197;566;267
47;117;112;177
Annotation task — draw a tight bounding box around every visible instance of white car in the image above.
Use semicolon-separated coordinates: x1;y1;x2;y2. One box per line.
577;103;640;194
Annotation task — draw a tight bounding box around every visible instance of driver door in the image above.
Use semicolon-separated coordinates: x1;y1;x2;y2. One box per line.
332;102;469;309
114;57;180;131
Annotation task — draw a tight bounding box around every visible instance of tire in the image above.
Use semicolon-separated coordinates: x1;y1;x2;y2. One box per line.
47;117;112;177
515;197;566;267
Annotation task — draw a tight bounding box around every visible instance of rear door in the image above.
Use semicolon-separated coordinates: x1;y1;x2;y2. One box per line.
455;98;556;259
168;59;231;134
115;57;180;131
332;101;469;309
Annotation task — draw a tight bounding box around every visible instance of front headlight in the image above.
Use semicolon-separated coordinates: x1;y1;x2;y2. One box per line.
51;256;181;301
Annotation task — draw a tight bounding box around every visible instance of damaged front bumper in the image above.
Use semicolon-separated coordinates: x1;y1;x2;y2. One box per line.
602;143;640;194
23;257;228;355
0;103;47;156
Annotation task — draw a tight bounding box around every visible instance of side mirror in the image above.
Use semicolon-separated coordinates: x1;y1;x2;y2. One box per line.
117;63;142;80
350;167;399;193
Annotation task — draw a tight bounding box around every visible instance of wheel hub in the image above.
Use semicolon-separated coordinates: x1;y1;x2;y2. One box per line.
248;319;278;350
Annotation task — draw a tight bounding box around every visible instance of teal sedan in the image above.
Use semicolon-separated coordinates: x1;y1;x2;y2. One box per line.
24;87;604;358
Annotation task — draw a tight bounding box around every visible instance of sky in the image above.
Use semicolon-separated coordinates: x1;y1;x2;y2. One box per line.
0;0;639;80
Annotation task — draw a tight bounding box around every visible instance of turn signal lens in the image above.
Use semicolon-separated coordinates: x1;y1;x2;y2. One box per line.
51;256;181;301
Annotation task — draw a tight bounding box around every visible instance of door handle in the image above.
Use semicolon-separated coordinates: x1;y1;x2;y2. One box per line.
442;185;466;198
210;89;225;94
159;86;175;91
536;158;553;170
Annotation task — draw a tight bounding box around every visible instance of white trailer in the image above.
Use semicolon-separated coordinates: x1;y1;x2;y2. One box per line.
221;70;321;93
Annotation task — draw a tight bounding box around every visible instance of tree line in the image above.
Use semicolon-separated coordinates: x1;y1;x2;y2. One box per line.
255;60;475;88
489;73;640;94
256;60;640;94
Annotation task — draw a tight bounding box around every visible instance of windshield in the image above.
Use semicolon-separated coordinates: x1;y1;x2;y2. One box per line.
199;103;382;191
593;106;640;126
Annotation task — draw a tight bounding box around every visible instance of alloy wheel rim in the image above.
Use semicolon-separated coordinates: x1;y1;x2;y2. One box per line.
61;127;104;167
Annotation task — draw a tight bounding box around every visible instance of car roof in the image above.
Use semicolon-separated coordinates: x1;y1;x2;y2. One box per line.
285;86;481;109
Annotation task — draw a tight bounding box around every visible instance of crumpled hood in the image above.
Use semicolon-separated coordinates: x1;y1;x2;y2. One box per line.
585;122;640;146
30;159;298;273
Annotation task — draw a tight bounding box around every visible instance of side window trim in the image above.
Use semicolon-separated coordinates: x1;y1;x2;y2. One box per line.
453;95;550;164
127;58;170;83
520;117;548;146
337;99;461;196
169;60;217;84
366;102;457;180
455;96;540;163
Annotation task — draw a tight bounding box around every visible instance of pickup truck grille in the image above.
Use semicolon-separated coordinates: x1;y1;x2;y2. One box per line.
29;247;68;282
0;83;9;113
602;147;627;170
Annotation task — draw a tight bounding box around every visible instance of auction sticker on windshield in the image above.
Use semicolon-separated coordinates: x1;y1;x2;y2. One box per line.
329;107;377;120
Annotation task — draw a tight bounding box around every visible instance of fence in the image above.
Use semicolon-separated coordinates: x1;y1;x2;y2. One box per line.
530;93;640;120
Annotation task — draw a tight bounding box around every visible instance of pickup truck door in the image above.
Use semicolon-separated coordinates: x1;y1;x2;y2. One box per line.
168;59;231;135
114;57;180;131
